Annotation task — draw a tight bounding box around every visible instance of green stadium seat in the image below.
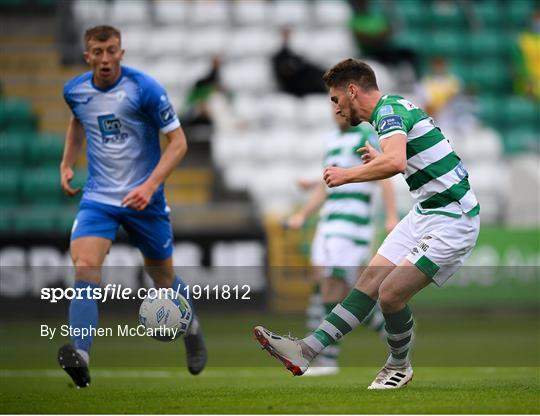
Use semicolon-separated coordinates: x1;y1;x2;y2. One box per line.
394;1;429;27
425;31;465;59
468;61;512;94
429;1;467;29
0;99;36;132
0;167;21;204
21;167;62;204
13;206;59;234
0;133;26;166
465;31;508;59
473;1;503;27
27;134;65;166
502;128;540;154
505;96;539;124
477;95;505;127
507;1;534;29
0;209;11;233
391;29;427;52
56;205;79;233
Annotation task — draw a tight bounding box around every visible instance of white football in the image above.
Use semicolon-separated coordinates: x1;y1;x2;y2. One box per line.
139;291;192;341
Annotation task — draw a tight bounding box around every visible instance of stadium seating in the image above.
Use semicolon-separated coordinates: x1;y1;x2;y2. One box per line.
2;0;537;230
0;98;36;132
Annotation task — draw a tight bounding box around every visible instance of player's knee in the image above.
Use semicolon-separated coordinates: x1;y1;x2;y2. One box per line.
73;256;102;283
378;285;405;313
356;267;384;297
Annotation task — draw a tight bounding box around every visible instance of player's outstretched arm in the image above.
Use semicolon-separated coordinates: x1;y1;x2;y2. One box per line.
122;127;187;211
60;116;85;196
380;179;399;233
323;134;407;187
287;181;326;229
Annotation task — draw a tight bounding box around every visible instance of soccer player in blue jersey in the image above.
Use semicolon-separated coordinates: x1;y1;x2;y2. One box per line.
57;25;206;387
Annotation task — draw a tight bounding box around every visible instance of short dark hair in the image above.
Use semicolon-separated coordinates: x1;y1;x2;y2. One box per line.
84;25;121;49
322;59;379;91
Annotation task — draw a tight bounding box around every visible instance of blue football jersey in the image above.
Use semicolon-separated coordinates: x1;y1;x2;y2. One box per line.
63;66;180;206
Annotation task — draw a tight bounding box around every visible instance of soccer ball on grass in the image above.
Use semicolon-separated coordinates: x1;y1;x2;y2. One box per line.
139;291;192;341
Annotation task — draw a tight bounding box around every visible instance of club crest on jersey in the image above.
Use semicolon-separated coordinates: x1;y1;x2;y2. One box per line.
115;90;126;102
378;115;403;132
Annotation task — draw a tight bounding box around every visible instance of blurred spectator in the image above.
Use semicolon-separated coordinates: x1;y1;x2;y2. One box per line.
513;9;540;100
182;56;224;128
271;28;327;97
348;0;419;76
416;56;462;126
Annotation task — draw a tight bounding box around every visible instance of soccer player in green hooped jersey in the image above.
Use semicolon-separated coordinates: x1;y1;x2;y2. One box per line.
255;59;480;389
287;111;399;376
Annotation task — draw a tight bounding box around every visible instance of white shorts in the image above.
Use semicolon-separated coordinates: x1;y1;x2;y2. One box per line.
378;208;480;286
311;231;370;287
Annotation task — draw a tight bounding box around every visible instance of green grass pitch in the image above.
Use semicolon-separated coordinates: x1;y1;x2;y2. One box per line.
1;312;539;413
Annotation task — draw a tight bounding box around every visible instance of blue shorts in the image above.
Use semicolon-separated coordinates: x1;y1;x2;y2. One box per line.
71;197;173;260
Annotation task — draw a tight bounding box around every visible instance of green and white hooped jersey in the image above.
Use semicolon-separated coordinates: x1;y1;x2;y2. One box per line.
318;124;378;245
371;95;480;218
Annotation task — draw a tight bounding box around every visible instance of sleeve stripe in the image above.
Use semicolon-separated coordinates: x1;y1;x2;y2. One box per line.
379;130;407;141
160;119;181;134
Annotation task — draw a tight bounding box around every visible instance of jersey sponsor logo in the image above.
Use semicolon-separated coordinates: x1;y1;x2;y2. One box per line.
378;115;403;132
159;105;175;124
378;105;394;116
98;113;128;144
454;161;468;180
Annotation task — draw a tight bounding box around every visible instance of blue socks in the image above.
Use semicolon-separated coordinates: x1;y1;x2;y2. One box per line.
69;280;99;357
172;275;195;312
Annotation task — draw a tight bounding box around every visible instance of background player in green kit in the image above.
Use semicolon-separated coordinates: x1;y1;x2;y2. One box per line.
287;112;398;375
255;59;480;389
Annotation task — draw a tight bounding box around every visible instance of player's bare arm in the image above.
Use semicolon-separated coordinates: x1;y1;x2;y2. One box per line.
122;127;188;211
323;134;407;187
287;181;326;229
60;115;85;197
379;178;399;233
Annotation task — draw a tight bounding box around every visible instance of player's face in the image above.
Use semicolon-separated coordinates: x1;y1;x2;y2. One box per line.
84;36;124;88
329;85;361;126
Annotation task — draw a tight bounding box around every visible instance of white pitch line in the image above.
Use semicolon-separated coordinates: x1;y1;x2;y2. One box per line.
0;369;256;379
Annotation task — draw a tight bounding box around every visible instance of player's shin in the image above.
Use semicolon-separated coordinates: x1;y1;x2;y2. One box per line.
68;280;99;364
303;289;376;358
319;302;340;364
383;305;414;367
